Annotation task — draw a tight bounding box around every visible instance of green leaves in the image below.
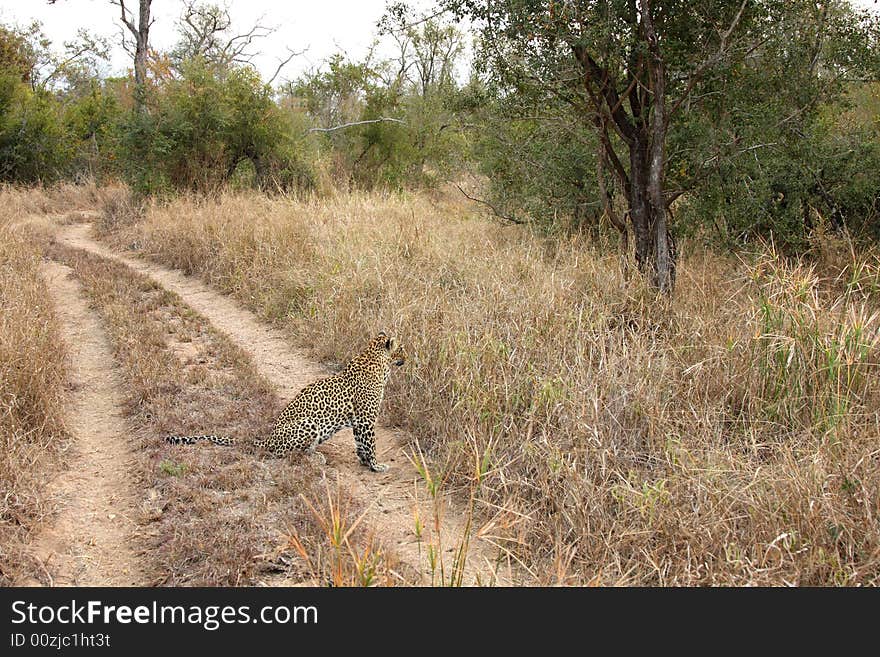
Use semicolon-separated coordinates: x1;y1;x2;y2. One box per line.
119;58;313;195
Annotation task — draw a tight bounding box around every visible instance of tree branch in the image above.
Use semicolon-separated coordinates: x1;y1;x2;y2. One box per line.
37;45;90;88
116;0;138;37
668;0;749;118
573;44;636;144
596;138;627;235
598;118;630;191
455;184;526;224
267;47;305;85
308;117;407;133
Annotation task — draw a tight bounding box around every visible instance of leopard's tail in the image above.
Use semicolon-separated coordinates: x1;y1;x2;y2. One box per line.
165;434;236;447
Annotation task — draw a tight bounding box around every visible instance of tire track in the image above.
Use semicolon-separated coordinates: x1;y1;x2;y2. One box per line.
20;261;145;586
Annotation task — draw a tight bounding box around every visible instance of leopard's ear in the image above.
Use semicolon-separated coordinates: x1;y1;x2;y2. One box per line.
386;337;398;351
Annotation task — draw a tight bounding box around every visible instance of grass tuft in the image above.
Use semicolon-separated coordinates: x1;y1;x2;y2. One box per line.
0;198;70;584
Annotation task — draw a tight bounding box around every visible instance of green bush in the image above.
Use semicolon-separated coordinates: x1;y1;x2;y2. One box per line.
288;46;467;190
119;59;314;196
0;75;72;184
63;81;123;182
677;95;880;250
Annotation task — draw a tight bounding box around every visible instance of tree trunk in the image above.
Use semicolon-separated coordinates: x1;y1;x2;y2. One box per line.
641;0;674;293
616;121;676;292
117;0;152;113
134;1;150;91
133;0;151;113
628;131;652;277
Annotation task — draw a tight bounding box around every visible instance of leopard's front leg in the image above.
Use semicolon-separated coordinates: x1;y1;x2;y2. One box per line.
353;419;387;472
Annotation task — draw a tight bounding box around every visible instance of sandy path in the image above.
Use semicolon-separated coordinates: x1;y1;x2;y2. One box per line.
56;223;503;585
20;261;145;586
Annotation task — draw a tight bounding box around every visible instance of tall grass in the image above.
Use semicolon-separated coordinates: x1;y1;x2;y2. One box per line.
106;189;880;585
0;181;125;219
751;247;880;436
0;204;69;584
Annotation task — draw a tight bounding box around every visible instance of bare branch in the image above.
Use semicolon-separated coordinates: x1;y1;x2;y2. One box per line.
267;47;306;85
116;0;138;37
118;24;135;57
173;2;279;70
220;21;275;65
701;141;777;167
668;0;749;118
37;45;90;88
378;4;448;36
308;117;407;133
455;184;526;225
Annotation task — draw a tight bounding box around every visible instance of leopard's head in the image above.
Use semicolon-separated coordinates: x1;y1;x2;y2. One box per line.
373;331;407;367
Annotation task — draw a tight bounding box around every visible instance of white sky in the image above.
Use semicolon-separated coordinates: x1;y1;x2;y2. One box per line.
0;0;877;85
0;0;439;84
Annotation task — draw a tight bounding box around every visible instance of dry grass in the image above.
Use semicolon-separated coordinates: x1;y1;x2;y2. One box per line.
47;241;402;586
0;209;69;584
0;181;127;222
103;187;880;585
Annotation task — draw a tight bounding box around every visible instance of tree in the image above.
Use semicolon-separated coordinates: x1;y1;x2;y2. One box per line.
170;0;299;82
114;0;152;112
0;24;37;84
0;83;71;183
463;83;604;228
379;3;464;98
0;21;109;92
444;0;879;292
377;5;467;180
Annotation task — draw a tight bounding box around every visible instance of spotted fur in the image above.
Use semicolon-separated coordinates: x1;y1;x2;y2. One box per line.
166;332;407;472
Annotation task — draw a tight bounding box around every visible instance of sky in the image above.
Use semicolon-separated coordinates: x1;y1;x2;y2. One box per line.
0;0;877;85
0;0;439;84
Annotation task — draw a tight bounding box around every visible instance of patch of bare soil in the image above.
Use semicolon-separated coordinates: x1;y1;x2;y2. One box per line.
57;222;506;585
18;261;145;586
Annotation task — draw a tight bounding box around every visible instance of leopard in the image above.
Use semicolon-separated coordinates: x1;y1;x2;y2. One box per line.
165;332;407;472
